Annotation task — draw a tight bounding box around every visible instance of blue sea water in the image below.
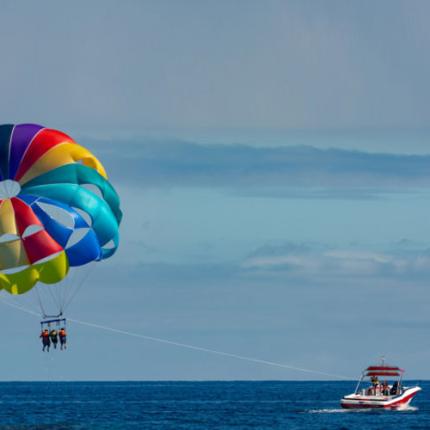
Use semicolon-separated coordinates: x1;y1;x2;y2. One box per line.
0;381;428;429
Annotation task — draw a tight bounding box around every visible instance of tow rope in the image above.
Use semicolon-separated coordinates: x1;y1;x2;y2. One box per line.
0;297;352;380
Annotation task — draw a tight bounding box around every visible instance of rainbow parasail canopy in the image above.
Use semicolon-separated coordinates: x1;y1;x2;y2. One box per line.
0;124;122;295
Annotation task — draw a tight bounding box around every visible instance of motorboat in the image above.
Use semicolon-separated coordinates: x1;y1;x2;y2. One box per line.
341;362;421;409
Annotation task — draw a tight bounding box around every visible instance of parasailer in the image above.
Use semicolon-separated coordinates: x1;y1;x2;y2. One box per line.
0;123;122;348
59;327;67;350
49;328;58;349
40;329;50;352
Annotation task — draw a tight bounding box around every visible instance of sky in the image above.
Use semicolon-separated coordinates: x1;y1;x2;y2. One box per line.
0;0;430;380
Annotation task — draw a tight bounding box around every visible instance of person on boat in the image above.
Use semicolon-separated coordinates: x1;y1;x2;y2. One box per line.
390;381;400;395
382;381;389;396
49;329;58;349
59;327;67;350
40;329;50;352
370;376;379;395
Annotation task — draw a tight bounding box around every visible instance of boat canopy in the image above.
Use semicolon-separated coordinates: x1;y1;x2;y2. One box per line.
364;366;404;377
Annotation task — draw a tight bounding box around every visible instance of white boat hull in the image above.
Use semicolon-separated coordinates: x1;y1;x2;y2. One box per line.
341;386;421;409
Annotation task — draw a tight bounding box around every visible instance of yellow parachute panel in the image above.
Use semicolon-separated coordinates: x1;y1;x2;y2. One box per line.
0;251;69;294
0;239;29;270
0;200;18;236
19;143;108;185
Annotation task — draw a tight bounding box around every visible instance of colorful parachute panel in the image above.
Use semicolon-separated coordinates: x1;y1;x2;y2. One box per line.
0;124;122;294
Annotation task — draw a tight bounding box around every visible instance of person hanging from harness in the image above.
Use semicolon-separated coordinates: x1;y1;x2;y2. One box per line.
40;329;51;352
49;329;58;349
59;327;67;350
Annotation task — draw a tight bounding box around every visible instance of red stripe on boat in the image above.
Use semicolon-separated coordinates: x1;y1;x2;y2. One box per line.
388;391;417;408
15;129;75;181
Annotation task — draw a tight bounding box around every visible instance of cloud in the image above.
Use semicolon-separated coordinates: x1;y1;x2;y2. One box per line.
101;238;430;287
242;241;430;281
90;139;430;198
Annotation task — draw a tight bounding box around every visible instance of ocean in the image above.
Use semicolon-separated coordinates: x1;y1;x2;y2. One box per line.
0;381;428;429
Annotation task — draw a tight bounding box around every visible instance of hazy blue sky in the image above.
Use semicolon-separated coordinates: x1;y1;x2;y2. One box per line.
1;0;430;380
1;0;430;133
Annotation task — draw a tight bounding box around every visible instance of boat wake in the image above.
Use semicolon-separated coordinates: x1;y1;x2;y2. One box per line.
396;405;418;412
309;406;418;414
308;408;366;414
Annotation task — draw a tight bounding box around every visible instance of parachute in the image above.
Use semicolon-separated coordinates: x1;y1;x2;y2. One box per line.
0;123;121;318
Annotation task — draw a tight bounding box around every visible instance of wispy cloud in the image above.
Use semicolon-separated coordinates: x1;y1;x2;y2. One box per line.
92;139;430;198
242;241;430;281
104;238;430;286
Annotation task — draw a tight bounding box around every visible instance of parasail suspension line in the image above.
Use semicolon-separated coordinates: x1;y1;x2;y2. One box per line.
62;262;96;313
34;286;48;318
